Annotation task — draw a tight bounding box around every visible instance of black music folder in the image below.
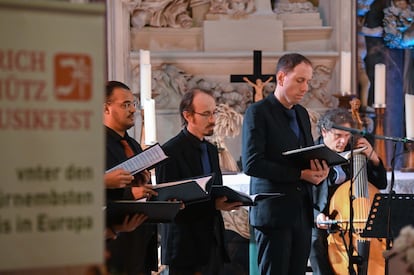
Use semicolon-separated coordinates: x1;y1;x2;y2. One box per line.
210;185;284;206
106;200;182;224
151;174;213;204
105;143;168;175
282;144;348;168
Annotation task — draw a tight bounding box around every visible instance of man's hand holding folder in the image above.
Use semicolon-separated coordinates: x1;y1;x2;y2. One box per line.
211;185;284;206
282;144;349;168
150;175;213;204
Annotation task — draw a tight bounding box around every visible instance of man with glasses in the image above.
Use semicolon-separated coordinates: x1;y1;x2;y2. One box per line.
104;81;158;275
310;108;387;275
155;88;242;275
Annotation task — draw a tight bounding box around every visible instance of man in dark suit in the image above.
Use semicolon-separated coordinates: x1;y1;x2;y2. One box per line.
155;88;242;275
242;53;330;275
104;81;158;275
310;108;387;275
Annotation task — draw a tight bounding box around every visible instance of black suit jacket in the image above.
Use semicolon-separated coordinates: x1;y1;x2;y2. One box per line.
105;127;142;201
155;128;228;267
105;126;158;274
242;94;315;228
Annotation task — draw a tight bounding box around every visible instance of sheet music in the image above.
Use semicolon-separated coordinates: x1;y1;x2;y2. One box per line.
153;175;212;192
106;143;168;175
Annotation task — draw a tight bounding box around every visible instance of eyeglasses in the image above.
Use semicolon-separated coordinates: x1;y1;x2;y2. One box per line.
193;110;218;118
107;101;138;109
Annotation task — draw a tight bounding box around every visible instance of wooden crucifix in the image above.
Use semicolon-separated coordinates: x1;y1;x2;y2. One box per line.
230;50;275;102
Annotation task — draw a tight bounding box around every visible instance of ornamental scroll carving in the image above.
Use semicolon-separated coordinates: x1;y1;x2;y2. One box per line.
132;63;338;113
129;0;322;29
130;0;257;29
273;0;317;14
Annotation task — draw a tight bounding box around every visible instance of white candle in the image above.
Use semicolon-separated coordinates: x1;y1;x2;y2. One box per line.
374;63;386;106
406;94;414;138
140;49;150;65
340;51;351;95
140;64;152;108
144;99;157;145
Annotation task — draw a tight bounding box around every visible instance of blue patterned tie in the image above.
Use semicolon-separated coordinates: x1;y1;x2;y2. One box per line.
200;142;211;174
285;108;300;139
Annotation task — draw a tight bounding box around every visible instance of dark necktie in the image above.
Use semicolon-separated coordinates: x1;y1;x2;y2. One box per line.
120;139;134;158
200;142;211;175
120;139;141;185
285;108;300;139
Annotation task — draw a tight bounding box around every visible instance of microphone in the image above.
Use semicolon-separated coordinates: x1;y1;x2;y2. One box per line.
330;124;367;136
317;220;339;225
316;210;339;225
404;137;414;143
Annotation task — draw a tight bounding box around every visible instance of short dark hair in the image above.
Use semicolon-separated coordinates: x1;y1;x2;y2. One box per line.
179;88;214;126
317;108;355;135
276;53;312;74
105;81;130;101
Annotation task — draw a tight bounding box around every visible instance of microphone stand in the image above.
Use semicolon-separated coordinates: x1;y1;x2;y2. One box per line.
385;142;397;275
347;134;358;275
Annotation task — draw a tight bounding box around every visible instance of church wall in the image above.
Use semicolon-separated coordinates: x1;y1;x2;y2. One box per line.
124;0;349;165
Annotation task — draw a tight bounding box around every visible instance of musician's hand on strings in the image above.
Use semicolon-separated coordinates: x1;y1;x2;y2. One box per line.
300;159;329;185
355;137;380;165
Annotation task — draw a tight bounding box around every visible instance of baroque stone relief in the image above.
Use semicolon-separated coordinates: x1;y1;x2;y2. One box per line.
130;0;210;29
273;0;317;14
208;0;255;17
132;63;337;113
132;63;252;112
129;0;321;29
300;64;338;109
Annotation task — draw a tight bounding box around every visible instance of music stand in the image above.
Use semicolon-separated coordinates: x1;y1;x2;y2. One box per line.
362;193;414;239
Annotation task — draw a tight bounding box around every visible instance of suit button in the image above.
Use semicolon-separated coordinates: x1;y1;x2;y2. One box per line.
296;186;302;191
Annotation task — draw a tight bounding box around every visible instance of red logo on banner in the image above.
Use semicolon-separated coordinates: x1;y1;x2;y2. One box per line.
54;54;92;100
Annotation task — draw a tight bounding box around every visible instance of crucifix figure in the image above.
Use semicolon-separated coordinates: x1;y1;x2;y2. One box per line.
230;50;275;102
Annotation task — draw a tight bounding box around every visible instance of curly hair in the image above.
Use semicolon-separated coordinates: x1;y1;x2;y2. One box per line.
316;108;355;135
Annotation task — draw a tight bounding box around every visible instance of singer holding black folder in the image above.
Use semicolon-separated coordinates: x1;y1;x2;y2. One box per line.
104;81;158;275
310;108;387;275
242;53;330;275
155;88;242;275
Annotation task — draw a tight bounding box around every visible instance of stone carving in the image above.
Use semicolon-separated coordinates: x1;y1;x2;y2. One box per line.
135;63;336;112
131;0;204;29
300;65;338;109
209;103;243;172
383;0;414;49
209;0;255;14
152;64;188;109
131;63;250;111
131;0;257;27
306;107;321;140
273;0;317;14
